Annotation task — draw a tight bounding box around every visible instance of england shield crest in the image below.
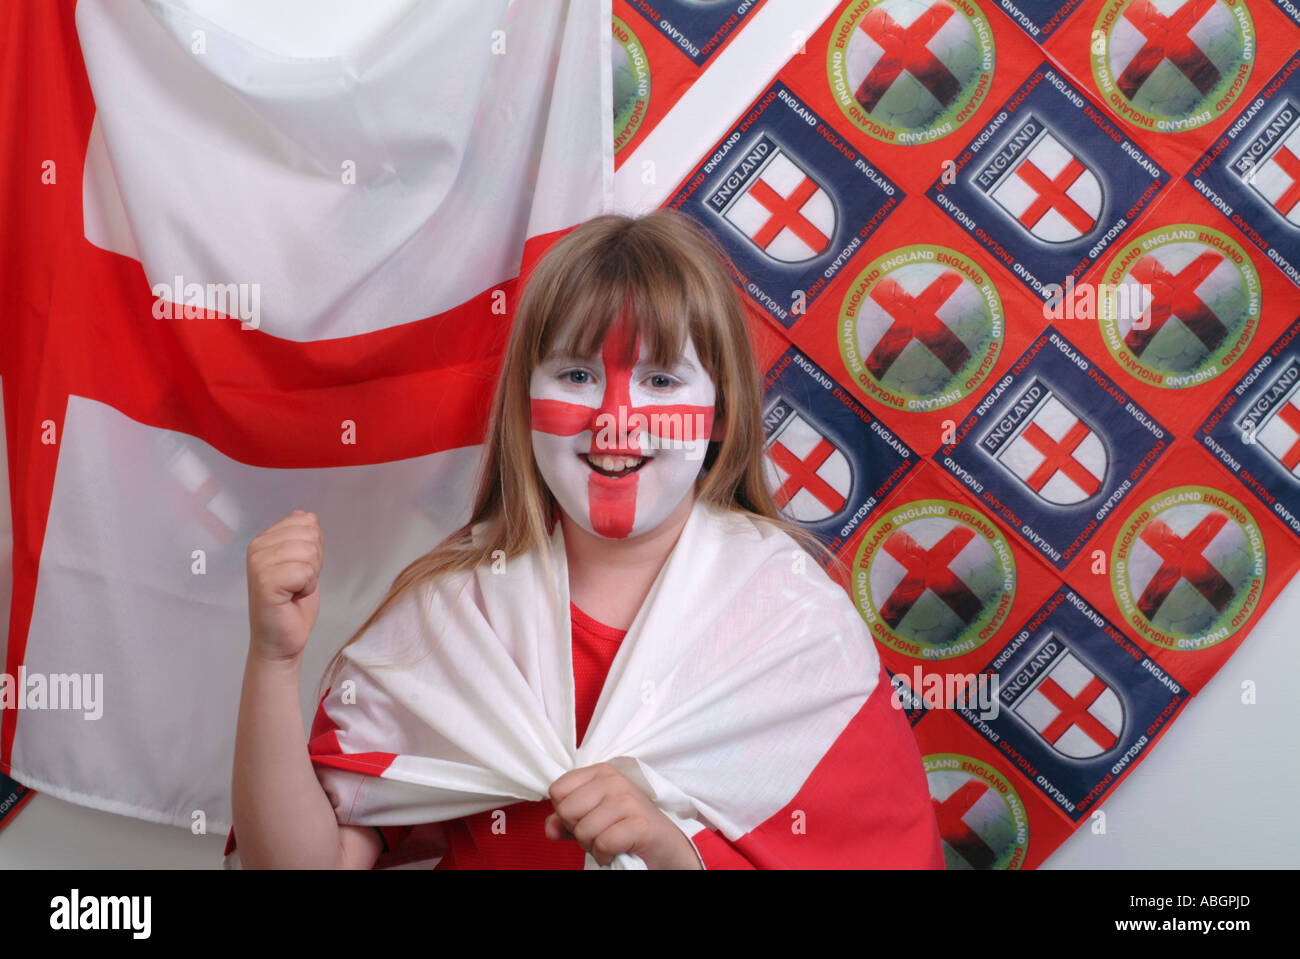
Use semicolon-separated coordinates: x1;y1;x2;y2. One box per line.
984;382;1107;505
983;119;1102;243
1238;103;1300;228
1252;384;1300;479
713;134;836;263
1007;636;1123;759
762;399;851;522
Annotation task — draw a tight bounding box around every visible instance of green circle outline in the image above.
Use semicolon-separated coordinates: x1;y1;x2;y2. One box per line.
826;0;996;145
1089;0;1254;132
1110;484;1265;650
852;497;1016;659
838;244;1004;409
612;14;651;155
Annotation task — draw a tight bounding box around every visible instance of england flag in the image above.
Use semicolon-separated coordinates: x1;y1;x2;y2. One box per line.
1011;644;1123;759
994;393;1108;505
989;128;1102;243
763;407;851;522
2;0;609;837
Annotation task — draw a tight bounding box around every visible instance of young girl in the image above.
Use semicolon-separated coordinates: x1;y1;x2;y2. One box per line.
229;209;943;869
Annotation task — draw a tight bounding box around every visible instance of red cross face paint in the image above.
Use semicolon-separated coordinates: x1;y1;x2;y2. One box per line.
529;318;716;540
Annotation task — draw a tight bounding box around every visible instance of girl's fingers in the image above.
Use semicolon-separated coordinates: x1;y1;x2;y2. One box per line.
543;813;576;842
552;776;631;834
255;539;322;570
568;798;634;849
547;764;602;804
254;520;321;545
589;818;642;867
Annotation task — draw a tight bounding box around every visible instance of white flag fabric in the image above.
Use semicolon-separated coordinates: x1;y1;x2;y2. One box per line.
5;0;611;835
77;0;611;340
224;498;887;870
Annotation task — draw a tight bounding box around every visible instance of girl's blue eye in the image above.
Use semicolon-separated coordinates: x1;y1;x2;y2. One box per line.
564;370;591;385
648;373;676;389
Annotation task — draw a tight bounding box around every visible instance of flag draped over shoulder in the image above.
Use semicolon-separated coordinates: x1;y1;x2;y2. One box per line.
223;498;944;870
0;0;611;833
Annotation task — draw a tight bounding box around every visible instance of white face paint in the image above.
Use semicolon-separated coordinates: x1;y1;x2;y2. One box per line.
528;318;716;540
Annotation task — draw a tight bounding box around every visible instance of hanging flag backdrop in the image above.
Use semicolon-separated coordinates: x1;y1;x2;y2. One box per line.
1;0;610;836
3;0;1299;868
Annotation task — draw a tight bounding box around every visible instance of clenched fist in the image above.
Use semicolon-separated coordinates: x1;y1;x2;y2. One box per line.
246;510;324;664
545;762;704;869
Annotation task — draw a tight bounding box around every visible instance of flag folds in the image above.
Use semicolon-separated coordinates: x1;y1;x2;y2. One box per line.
223;498;942;869
1;0;611;835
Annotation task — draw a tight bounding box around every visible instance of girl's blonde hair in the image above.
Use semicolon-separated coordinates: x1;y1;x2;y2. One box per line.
318;208;845;699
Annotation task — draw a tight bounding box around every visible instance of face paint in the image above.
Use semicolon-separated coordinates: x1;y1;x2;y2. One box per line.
529;315;716;539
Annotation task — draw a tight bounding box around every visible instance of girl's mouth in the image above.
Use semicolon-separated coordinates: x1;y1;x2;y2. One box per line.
581;453;648;478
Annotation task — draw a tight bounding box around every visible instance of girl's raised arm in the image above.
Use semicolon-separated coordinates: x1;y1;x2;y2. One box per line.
231;511;379;869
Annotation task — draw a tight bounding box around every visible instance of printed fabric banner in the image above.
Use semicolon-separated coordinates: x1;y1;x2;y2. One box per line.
642;0;1300;868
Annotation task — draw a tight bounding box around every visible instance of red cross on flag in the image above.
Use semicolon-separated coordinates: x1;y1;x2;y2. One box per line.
858;269;976;381
1255;392;1300;478
847;0;969;114
989;129;1102;243
721;144;835;262
3;0;608;836
1109;0;1230;103
1011;646;1123;759
763;410;851;522
1244;125;1300;226
1124;249;1233;359
994;392;1108;505
1128;505;1243;624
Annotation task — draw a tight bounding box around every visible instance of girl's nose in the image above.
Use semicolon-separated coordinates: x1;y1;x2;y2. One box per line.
591;378;643;453
591;317;643;452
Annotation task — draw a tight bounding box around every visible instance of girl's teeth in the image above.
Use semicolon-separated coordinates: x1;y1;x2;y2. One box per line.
590;454;643;472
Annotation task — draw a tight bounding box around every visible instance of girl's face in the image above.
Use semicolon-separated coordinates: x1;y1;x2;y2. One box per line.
529;315;716;540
